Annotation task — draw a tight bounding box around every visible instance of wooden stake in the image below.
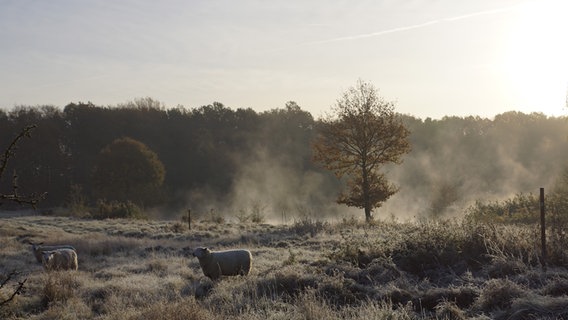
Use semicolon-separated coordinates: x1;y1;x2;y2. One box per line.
540;188;546;271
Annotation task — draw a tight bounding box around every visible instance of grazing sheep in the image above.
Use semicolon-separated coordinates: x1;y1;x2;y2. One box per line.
192;247;252;280
31;242;76;263
42;248;78;271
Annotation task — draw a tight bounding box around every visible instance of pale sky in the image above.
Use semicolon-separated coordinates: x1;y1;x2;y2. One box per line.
1;0;567;119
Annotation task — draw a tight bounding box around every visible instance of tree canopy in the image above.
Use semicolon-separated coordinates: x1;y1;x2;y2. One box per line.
313;80;411;222
92;137;165;207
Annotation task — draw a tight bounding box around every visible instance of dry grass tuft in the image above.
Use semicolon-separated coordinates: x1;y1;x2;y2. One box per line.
42;272;81;308
507;295;568;320
475;278;526;311
127;297;215;320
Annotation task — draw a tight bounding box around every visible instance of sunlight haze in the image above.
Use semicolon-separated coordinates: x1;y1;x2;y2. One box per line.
1;0;566;119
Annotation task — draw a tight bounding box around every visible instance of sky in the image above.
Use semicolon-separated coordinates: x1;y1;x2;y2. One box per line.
1;0;567;120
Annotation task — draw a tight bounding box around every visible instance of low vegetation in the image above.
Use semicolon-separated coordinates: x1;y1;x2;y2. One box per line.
1;210;567;319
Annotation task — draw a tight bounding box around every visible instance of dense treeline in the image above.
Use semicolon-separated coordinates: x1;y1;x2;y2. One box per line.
0;99;323;217
1;98;567;220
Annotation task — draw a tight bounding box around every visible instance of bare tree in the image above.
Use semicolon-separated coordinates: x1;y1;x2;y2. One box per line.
313;80;410;222
0;125;45;309
0;125;46;207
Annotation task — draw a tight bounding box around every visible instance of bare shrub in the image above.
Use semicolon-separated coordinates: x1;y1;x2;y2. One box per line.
289;217;329;237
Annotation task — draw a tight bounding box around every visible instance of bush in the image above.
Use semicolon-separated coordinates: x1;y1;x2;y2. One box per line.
289;217;329;237
465;193;539;224
93;200;146;220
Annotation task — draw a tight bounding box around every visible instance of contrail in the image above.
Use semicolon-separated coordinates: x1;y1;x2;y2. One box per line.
307;4;523;46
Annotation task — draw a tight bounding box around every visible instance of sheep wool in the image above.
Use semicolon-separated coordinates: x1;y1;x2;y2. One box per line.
32;243;76;264
42;248;78;271
192;247;252;280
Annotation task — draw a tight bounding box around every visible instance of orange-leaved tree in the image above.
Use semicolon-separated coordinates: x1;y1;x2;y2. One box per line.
313;80;410;222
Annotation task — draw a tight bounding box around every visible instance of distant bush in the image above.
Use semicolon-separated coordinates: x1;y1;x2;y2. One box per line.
466;190;568;266
289;217;329;237
93;200;146;220
465;193;539;224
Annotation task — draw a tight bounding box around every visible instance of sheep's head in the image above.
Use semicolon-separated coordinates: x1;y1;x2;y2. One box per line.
31;242;44;252
192;247;210;258
42;251;54;264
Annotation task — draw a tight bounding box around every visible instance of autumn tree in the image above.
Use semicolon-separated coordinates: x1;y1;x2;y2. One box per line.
313;80;410;222
92;137;165;207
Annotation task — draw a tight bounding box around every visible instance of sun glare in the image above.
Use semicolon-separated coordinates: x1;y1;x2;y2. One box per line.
505;0;568;116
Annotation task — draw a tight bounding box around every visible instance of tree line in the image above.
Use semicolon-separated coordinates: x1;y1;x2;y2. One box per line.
0;99;319;215
1;97;567;220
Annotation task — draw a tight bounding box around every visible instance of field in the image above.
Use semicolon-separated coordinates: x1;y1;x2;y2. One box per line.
1;213;568;319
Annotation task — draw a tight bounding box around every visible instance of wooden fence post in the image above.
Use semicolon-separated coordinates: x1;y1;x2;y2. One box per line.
540;187;546;271
187;209;191;230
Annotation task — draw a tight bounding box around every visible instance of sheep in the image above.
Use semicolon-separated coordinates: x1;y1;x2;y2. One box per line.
41;248;78;271
192;247;252;280
31;242;76;264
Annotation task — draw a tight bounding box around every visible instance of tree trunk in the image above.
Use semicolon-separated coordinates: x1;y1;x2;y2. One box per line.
364;206;372;222
362;165;372;223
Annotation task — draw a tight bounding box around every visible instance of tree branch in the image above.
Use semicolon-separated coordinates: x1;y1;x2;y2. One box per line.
0;271;27;307
0;125;46;208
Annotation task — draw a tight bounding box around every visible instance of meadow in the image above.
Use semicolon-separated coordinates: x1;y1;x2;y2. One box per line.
1;212;568;319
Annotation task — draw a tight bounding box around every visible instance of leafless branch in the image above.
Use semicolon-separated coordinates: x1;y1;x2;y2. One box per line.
0;271;27;307
0;125;47;208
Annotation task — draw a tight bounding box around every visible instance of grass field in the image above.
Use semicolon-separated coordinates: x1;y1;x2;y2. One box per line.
1;213;568;319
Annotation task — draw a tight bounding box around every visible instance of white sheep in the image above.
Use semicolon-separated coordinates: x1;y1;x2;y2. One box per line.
31;242;76;264
192;247;252;280
42;248;78;271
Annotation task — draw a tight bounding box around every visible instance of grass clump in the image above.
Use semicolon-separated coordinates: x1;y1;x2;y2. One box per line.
42;272;81;308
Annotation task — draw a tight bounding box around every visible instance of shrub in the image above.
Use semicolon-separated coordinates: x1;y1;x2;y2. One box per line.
93;200;146;220
289;217;329;237
465;193;539;224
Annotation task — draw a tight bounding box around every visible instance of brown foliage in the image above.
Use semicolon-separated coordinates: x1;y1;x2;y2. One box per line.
312;80;410;222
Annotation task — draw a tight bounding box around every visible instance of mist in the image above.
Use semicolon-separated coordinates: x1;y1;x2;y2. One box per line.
182;111;568;223
382;113;568;220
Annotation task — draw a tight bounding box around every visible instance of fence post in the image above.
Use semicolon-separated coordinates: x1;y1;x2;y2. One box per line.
540;187;546;271
187;209;191;230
